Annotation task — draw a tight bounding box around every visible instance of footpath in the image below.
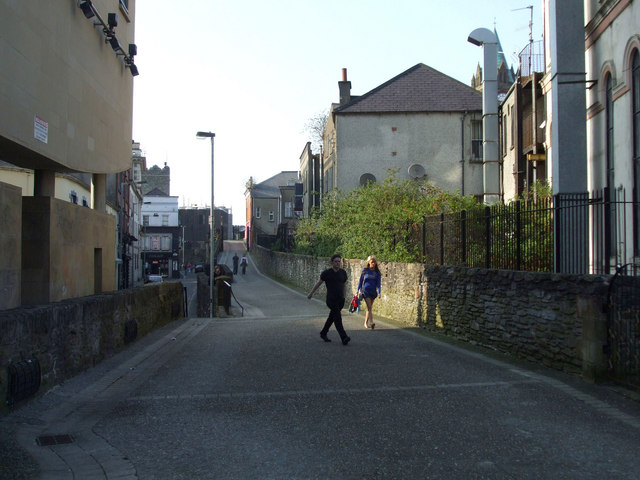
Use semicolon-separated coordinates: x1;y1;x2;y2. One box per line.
1;241;640;479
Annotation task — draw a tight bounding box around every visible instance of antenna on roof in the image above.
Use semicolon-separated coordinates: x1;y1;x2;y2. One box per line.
512;5;534;45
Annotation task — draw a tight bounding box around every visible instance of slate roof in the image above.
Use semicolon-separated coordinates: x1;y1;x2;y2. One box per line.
251;171;299;199
145;187;169;196
335;63;481;114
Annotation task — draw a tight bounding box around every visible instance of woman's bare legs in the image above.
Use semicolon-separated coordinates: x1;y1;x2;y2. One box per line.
364;297;374;328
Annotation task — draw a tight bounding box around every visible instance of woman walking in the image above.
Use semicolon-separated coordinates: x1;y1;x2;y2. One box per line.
357;255;381;329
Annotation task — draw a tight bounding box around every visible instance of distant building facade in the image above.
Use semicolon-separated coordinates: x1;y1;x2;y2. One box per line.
245;171;300;249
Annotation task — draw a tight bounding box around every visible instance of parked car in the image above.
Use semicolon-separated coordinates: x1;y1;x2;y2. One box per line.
147;275;163;283
194;264;204;273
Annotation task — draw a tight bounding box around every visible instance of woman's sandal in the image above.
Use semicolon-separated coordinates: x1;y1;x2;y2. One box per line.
371;323;375;330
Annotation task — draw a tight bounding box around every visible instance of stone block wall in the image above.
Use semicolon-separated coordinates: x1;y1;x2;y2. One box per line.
422;266;609;375
251;247;611;380
0;282;184;412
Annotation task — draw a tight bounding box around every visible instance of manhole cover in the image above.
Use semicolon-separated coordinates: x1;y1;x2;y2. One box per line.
36;434;74;446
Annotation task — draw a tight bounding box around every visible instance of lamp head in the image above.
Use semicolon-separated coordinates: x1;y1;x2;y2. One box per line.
108;12;118;28
196;131;215;138
108;35;121;51
467;28;497;46
78;0;95;18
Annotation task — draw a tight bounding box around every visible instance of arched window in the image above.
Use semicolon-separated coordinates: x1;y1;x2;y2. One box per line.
605;73;616;260
605;73;614;191
359;173;376;186
631;50;640;254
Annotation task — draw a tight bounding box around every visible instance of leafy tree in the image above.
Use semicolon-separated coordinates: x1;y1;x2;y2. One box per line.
293;172;479;262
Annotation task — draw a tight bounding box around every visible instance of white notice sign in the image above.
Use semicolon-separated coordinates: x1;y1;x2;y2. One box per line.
34;115;48;144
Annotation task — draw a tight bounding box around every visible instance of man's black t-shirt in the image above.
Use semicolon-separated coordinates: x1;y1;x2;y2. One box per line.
320;267;347;305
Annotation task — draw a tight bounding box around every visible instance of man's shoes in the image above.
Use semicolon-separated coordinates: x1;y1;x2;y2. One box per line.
320;332;331;342
342;336;351;346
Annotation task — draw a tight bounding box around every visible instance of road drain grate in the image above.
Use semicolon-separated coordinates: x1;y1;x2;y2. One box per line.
36;434;74;446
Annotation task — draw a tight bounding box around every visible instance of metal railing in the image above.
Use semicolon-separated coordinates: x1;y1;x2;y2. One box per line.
421;189;639;275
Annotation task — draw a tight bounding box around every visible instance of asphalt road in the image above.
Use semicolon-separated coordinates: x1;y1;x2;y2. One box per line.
1;240;640;479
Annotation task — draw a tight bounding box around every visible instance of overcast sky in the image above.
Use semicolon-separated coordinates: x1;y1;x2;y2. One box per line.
131;0;543;225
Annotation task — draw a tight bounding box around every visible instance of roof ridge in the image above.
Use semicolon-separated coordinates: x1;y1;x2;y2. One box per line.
335;63;481;114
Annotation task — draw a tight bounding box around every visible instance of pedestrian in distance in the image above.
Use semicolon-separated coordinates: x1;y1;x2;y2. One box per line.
232;253;239;274
307;254;351;345
357;255;382;329
240;254;248;274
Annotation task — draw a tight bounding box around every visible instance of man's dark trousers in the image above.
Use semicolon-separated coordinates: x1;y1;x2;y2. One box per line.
321;298;347;340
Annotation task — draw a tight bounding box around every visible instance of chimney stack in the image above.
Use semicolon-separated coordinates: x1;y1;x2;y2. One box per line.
339;68;351;105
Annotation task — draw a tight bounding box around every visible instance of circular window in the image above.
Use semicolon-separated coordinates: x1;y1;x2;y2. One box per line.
359;173;376;186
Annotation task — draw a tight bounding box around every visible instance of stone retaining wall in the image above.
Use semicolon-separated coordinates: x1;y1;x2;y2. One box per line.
251;247;610;381
0;282;184;412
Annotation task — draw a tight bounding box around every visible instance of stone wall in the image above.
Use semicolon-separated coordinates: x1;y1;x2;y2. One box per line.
251;247;610;380
0;282;184;412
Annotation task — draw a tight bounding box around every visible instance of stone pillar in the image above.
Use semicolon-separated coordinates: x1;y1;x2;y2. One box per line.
578;296;608;382
34;170;55;197
92;173;106;212
546;0;588;273
548;0;587;194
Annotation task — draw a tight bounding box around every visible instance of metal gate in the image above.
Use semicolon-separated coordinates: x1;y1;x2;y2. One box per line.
606;264;640;390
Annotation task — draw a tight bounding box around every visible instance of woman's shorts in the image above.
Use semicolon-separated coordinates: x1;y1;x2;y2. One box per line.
362;290;378;300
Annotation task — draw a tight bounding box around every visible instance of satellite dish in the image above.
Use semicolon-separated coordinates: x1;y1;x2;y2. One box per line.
408;164;426;179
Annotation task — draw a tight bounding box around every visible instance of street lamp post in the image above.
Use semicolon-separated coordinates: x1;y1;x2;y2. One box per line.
196;131;215;318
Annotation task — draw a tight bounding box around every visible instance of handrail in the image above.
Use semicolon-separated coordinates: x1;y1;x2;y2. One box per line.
225;281;244;317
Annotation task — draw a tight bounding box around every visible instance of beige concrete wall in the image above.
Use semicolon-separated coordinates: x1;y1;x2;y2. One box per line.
0;182;22;309
22;197;116;305
0;0;135;173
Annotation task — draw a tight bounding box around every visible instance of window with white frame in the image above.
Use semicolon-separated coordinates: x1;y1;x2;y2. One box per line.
256;207;261;218
269;211;275;222
472;120;483;161
162;214;169;226
285;201;293;218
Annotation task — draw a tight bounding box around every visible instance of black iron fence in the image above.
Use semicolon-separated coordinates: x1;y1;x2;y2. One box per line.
422;188;639;275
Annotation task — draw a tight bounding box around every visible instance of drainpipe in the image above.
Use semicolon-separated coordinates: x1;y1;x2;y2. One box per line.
468;28;500;204
319;144;324;208
460;111;467;195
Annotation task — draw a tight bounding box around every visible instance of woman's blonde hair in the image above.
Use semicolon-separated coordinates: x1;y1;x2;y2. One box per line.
366;255;380;273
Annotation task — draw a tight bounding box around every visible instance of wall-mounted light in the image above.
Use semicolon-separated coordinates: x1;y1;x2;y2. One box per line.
78;1;139;77
78;0;94;19
107;12;118;28
108;36;121;51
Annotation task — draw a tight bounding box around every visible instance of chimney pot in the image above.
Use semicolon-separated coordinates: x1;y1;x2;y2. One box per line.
339;68;351;105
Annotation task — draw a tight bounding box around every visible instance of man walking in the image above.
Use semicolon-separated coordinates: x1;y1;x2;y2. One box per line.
232;253;239;275
307;254;351;345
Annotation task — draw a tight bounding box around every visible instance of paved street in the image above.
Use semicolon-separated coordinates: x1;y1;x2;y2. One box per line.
2;240;640;479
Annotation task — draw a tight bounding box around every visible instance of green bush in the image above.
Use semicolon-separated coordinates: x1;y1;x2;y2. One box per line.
293;172;479;262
